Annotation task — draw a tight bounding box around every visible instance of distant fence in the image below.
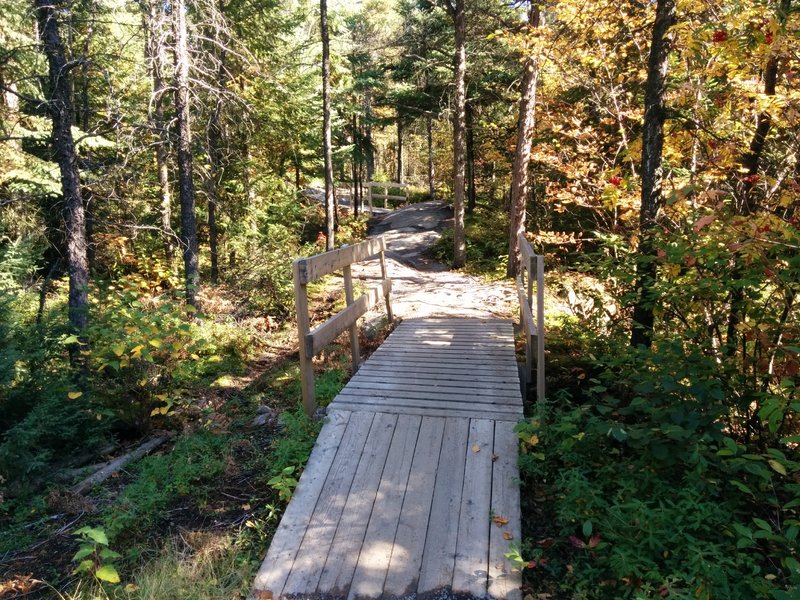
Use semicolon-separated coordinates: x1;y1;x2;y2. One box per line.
292;236;394;415
366;181;408;213
516;233;545;401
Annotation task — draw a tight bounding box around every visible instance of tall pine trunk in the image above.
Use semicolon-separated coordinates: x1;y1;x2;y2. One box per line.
34;0;89;352
449;0;467;268
466;101;476;214
396;116;403;184
142;0;174;264
427;114;435;200
507;4;541;278
630;0;676;348
172;0;200;304
321;0;335;251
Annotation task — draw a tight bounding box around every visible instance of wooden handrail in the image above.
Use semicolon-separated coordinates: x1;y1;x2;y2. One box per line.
293;235;394;415
516;233;545;402
366;181;408;214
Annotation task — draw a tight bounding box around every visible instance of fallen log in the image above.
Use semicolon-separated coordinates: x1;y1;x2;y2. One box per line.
71;434;172;495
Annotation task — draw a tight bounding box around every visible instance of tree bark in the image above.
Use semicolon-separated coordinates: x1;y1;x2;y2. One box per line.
352;112;360;217
172;0;200;304
630;0;676;348
142;0;174;264
466;101;476;214
396;115;403;183
449;0;467;268
427;114;436;200
34;0;90;350
506;4;541;278
321;0;335;251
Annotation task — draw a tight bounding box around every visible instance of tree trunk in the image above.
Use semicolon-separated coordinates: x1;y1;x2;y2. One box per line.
172;0;200;304
321;0;335;251
34;0;90;353
466;101;476;214
427;114;435;200
450;0;467;268
397;115;403;184
630;0;676;348
506;4;541;278
142;0;174;264
352;113;360;217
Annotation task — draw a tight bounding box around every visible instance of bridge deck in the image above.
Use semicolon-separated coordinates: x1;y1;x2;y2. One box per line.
250;318;523;600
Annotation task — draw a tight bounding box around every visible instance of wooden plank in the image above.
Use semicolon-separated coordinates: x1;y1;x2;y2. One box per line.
348;415;421;600
367;181;408;189
333;389;522;409
342;379;521;399
367;350;515;365
250;410;350;599
329;403;522;421
282;412;375;596
306;278;392;356
383;417;446;597
331;393;521;413
293;261;317;416
518;232;535;265
318;412;398;595
536;254;546;403
488;420;523;600
453;419;495;597
296;236;385;284
371;347;516;360
380;337;513;350
343;264;360;372
360;359;520;377
350;371;521;390
417;417;470;593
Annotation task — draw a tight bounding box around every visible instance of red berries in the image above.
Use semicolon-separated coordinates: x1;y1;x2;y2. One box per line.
766;32;773;44
712;30;728;42
608;175;623;187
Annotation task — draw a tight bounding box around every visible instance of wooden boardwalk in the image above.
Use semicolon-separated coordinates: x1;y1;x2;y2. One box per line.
250;318;523;600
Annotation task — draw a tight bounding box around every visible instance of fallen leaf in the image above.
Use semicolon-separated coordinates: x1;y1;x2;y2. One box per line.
492;515;509;526
492;453;499;462
472;444;481;453
67;391;82;400
253;591;273;600
693;213;716;233
503;531;513;540
569;535;585;549
536;537;554;548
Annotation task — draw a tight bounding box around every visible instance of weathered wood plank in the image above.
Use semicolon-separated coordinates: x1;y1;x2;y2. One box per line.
453;419;495;597
282;411;375;595
488;420;523;600
354;367;520;386
417;417;470;594
350;372;521;391
250;410;351;599
368;348;516;363
333;390;522;410
358;359;520;377
296;236;386;284
343;379;521;399
329;403;522;421
348;415;421;600
318;412;398;596
383;417;446;597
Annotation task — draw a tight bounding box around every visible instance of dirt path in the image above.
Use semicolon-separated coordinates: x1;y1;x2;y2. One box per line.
353;201;516;321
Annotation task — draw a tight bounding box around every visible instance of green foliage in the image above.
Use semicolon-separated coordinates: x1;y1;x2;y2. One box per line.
432;204;509;276
269;408;321;477
103;432;229;542
517;338;800;598
72;526;122;585
267;465;298;502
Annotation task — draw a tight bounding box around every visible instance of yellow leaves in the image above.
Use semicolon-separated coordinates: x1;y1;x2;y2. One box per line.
148;339;162;349
662;263;681;281
112;344;125;357
68;391;83;400
503;531;514;540
471;444;481;453
492;515;510;526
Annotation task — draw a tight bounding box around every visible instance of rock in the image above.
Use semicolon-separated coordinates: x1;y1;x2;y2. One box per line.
313;406;327;422
251;405;277;427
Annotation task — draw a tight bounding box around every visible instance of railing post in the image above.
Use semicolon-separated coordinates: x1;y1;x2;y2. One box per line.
367;183;373;214
379;237;394;322
343;263;361;372
293;259;317;416
536;254;545;402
